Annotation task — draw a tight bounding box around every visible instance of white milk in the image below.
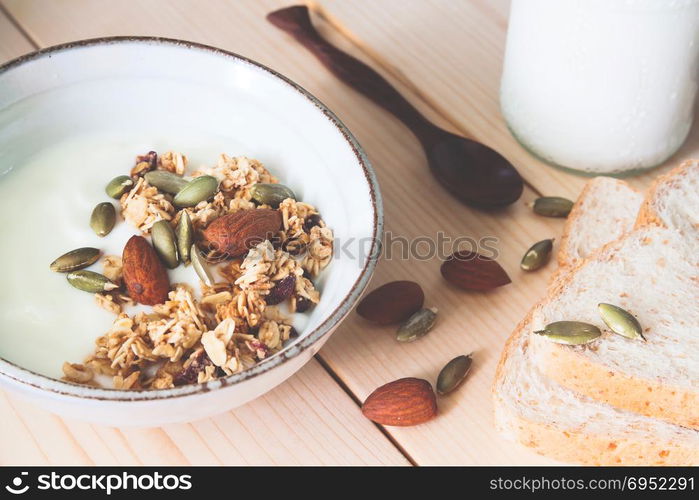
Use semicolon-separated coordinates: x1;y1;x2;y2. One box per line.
501;0;699;174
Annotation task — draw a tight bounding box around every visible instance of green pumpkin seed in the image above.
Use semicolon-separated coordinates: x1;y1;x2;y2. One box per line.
534;321;601;345
105;175;134;199
90;202;116;237
532;197;574;217
145;170;189;195
151;220;179;269
250;183;296;208
521;238;554;272
50;247;101;273
437;354;473;395
191;245;215;286
67;270;118;293
173;176;219;208
396;307;438;343
176;211;193;264
598;303;645;341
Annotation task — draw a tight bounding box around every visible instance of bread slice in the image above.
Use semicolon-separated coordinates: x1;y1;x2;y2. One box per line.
493;313;699;465
495;162;699;463
636;159;699;232
530;161;699;430
558;177;643;268
531;224;699;429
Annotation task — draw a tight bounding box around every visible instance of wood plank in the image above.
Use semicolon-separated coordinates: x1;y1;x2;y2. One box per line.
313;0;699;199
0;391;49;464
0;6;35;61
1;360;407;465
0;0;407;467
2;397;96;465
2;0;564;464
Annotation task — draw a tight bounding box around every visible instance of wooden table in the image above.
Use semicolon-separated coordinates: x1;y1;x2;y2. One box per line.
0;0;694;466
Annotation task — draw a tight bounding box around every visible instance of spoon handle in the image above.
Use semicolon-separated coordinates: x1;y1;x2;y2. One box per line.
267;6;441;144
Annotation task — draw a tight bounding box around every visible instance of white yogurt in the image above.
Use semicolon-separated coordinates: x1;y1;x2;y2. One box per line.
501;0;699;174
0;131;316;379
0;137;206;378
0;73;345;381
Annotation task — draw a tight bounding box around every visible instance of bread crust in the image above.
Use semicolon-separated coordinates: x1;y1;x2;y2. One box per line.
557;179;599;267
493;314;699;465
635;159;697;228
557;177;641;268
494;162;699;463
538;161;699;430
494;404;699;465
538;226;699;430
534;338;699;430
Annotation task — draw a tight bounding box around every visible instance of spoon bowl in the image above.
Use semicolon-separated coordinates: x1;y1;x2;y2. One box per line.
425;130;523;207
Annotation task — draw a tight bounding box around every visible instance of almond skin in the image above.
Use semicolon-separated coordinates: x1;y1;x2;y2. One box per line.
356;280;424;325
362;377;437;426
202;209;282;258
122;235;170;305
440;250;511;291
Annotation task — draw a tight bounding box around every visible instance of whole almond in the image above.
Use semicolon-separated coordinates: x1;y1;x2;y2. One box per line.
440;251;511;291
362;377;437;426
202;208;282;258
122;235;170;305
356;280;424;325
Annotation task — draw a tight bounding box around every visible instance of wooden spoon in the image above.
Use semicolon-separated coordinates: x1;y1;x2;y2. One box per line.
267;6;523;208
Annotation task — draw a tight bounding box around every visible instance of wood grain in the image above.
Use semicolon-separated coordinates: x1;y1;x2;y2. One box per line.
0;5;408;466
0;0;557;465
268;5;524;208
0;5;35;60
0;359;407;465
313;0;699;199
0;0;654;465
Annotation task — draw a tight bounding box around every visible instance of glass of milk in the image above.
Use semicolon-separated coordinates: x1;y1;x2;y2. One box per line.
500;0;699;175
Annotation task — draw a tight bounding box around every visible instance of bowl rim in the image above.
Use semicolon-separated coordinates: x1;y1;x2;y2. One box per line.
0;36;383;401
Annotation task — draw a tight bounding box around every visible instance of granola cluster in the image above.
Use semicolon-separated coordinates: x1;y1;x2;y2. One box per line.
63;151;333;390
194;154;278;200
121;176;176;233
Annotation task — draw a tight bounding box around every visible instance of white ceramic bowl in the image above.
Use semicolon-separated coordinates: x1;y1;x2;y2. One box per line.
0;37;382;426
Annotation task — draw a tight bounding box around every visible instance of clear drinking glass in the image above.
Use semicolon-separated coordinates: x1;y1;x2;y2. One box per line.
500;0;699;175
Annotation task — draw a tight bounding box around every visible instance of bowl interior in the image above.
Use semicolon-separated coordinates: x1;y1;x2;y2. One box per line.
0;39;380;394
